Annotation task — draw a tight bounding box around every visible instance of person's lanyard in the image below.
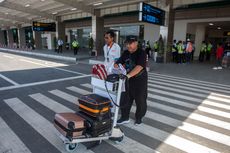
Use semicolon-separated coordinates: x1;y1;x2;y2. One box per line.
106;43;114;62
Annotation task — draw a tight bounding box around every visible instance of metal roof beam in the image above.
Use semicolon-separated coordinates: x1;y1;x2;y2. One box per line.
0;1;55;20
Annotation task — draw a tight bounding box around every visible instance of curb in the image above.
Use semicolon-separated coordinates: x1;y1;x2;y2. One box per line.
0;48;91;62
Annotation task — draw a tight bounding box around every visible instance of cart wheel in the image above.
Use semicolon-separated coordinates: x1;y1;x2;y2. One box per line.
65;143;78;152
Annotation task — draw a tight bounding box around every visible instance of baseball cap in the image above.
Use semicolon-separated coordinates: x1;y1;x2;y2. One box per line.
125;35;138;43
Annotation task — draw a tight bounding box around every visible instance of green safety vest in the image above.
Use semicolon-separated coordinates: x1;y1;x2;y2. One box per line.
153;42;158;49
177;44;183;54
207;44;212;52
201;44;207;52
72;41;79;48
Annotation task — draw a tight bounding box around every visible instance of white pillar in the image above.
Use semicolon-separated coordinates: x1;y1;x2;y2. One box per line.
194;25;205;58
173;20;187;41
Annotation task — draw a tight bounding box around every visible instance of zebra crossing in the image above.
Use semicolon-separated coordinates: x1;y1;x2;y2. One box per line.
0;73;230;153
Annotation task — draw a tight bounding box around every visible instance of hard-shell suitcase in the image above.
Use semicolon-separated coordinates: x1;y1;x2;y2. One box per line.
222;56;230;68
77;111;112;137
78;94;111;118
54;113;85;140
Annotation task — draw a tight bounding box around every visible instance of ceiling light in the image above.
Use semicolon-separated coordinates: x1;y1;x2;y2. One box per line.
52;12;58;15
71;8;77;11
93;2;103;6
209;23;214;26
217;27;221;30
5;12;8;15
25;4;30;7
41;0;45;1
0;0;5;3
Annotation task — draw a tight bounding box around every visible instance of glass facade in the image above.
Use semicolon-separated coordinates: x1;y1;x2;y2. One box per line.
106;25;144;50
12;29;19;44
70;28;92;48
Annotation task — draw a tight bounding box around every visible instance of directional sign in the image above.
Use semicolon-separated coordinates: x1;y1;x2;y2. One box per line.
32;22;56;32
139;2;165;26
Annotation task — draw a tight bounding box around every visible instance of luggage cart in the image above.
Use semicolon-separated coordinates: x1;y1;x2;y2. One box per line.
56;75;125;152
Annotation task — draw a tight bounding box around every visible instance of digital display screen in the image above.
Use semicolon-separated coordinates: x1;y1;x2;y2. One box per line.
33;22;56;32
139;2;165;26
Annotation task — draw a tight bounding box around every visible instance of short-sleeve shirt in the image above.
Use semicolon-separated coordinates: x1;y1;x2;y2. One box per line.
103;43;121;71
116;48;146;74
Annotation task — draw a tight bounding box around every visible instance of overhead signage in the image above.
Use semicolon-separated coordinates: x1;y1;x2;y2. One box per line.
139;2;165;26
33;21;56;32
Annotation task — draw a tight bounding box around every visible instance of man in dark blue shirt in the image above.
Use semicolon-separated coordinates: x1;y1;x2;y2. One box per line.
114;35;148;125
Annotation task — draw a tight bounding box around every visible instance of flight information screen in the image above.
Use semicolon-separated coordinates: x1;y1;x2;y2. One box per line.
139;2;165;26
33;22;56;32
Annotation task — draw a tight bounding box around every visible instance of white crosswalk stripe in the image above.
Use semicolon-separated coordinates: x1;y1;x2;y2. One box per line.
4;98;94;153
81;83;230;131
76;84;230;145
29;92;158;153
1;73;230;153
0;117;32;153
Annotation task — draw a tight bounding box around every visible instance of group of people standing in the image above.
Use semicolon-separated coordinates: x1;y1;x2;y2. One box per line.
56;38;79;55
171;39;195;64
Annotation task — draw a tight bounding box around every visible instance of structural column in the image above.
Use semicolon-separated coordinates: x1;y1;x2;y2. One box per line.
18;27;26;48
92;9;104;55
33;31;42;49
56;17;66;44
194;25;205;58
7;29;14;46
0;30;4;45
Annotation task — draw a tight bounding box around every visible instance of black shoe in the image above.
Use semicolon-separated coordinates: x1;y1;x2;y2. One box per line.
134;119;142;126
117;118;130;125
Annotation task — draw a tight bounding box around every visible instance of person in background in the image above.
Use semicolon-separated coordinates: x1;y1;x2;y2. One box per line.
177;40;183;64
145;40;151;58
206;41;213;61
185;39;193;63
199;41;207;62
172;39;177;63
103;30;121;73
153;40;159;62
57;38;63;53
213;43;224;70
115;35;147;126
72;39;79;55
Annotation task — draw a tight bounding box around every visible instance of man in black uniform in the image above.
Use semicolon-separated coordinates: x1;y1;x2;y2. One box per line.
114;35;148;125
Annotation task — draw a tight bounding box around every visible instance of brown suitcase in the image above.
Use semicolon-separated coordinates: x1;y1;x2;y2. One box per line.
54;113;85;139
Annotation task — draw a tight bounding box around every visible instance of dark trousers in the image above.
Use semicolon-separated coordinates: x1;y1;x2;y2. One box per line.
199;52;205;62
73;47;79;55
172;52;177;63
58;45;63;53
206;52;211;61
186;52;192;63
120;71;147;121
178;53;183;63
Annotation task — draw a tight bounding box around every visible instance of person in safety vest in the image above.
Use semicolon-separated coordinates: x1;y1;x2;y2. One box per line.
177;40;184;64
199;41;207;62
206;41;213;61
103;30;121;74
72;39;79;55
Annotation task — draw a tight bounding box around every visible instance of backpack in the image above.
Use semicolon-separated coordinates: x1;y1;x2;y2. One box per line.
92;64;107;80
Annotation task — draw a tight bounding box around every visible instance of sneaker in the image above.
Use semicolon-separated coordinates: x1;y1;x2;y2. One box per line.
217;66;223;69
212;67;218;70
134;119;142;126
117;118;130;125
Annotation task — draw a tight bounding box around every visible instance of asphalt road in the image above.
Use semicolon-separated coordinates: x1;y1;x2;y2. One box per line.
0;51;229;153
